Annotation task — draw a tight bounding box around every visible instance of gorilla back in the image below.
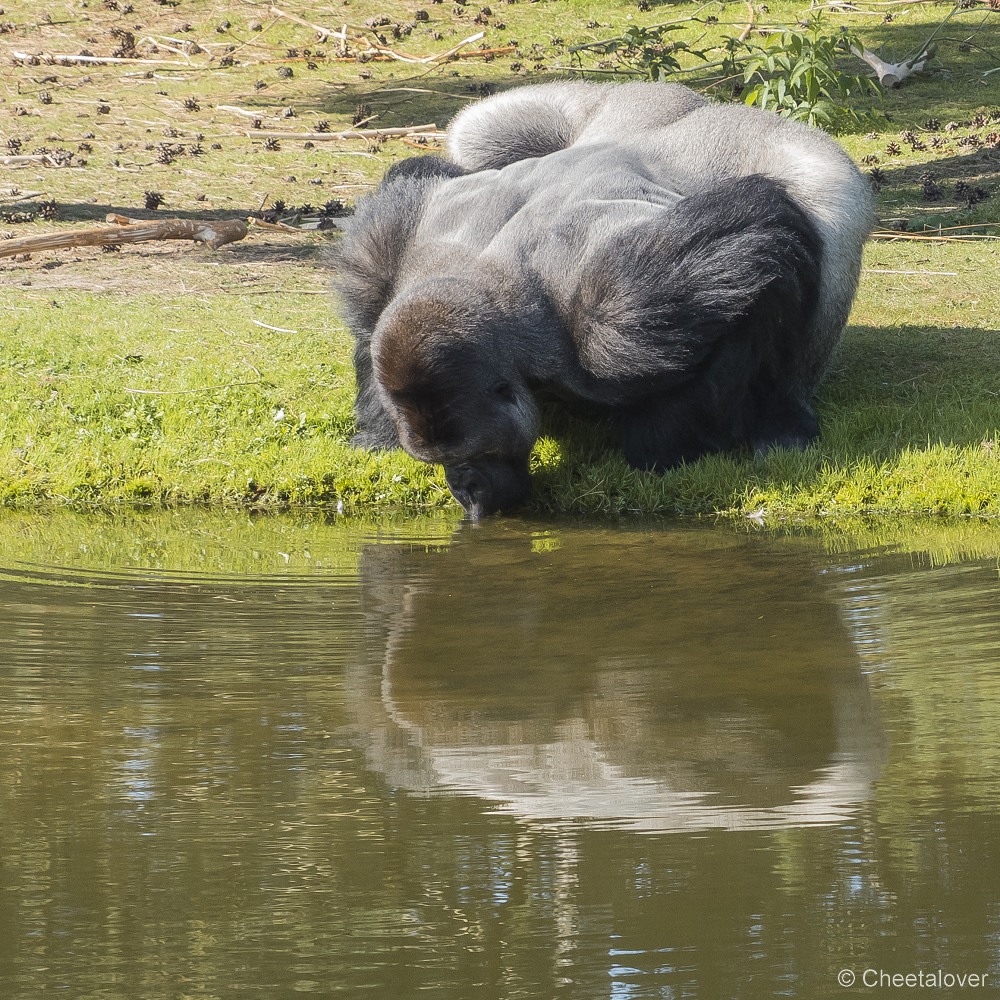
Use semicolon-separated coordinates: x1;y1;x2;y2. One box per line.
333;82;873;519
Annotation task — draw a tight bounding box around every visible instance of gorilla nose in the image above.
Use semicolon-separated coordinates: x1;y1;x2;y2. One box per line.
444;458;532;520
447;468;489;521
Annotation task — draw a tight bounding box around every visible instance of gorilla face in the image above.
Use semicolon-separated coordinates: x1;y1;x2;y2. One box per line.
372;301;540;518
444;456;533;520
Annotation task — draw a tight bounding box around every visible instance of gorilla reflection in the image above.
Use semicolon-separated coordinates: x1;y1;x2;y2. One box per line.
345;525;885;832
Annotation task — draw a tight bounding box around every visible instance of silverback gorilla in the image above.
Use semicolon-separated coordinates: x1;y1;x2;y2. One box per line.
333;82;874;519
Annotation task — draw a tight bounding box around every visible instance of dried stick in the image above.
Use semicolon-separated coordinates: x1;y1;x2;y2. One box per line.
0;216;249;259
124;380;265;395
12;49;191;67
218;104;265;118
0;189;45;203
360;30;486;64
851;44;934;86
864;268;959;275
455;45;517;59
268;5;345;43
0;153;60;167
870;230;999;242
246;123;438;140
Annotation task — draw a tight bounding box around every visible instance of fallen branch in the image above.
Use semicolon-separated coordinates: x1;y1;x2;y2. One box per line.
360;30;485;64
268;5;346;44
0;154;60;167
246;123;438;140
0;215;249;259
401;136;443;150
137;36;197;59
12;49;192;67
864;268;959;275
124;380;266;395
218;104;266;118
249;217;314;232
870;229;1000;242
0;189;45;203
455;45;517;60
851;44;935;86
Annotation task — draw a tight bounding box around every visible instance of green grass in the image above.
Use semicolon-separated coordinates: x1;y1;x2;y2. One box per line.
2;0;999;522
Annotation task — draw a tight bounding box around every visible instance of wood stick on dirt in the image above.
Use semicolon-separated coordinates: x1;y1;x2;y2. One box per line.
268;5;345;43
0;154;59;167
0;190;45;203
851;44;934;86
0;216;249;259
455;45;517;59
363;30;485;64
246;123;438;141
870;230;999;243
12;49;192;67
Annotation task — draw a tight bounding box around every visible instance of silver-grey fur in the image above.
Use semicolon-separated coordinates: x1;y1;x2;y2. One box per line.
334;82;873;518
448;81;874;393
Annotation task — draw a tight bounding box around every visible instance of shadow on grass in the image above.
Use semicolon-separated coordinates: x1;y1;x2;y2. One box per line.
515;321;1000;515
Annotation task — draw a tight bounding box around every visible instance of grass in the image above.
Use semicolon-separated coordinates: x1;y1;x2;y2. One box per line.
1;0;999;522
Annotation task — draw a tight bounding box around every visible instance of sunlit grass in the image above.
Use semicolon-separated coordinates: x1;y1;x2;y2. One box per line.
1;0;998;521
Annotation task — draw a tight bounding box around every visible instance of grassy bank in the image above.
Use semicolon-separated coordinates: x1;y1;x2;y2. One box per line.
2;0;999;520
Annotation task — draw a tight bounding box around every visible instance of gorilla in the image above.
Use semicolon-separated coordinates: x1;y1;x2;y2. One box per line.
333;82;874;519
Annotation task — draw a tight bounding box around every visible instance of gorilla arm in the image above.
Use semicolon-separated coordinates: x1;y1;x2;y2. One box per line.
332;163;464;449
554;174;824;470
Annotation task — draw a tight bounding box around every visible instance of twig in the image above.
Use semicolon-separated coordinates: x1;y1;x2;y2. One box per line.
825;0;964;6
218;104;266;118
268;5;345;43
246;123;438;140
929;221;1000;232
870;230;1000;242
12;49;191;67
401;137;443;150
852;3;966;87
360;30;486;64
739;2;757;42
249;217;305;232
138;36;196;59
0;215;250;259
864;268;959;275
456;45;517;59
371;86;478;99
851;43;935;86
252;319;299;333
124;381;265;395
0;154;59;167
0;189;45;203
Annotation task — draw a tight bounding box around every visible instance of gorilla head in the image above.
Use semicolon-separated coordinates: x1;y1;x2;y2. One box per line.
371;284;539;519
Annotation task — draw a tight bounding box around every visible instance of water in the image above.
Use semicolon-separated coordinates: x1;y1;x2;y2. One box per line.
1;512;999;999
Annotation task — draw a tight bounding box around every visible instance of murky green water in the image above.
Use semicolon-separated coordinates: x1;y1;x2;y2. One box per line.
2;512;1000;999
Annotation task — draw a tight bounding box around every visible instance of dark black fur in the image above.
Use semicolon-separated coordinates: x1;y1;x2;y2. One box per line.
333;153;822;518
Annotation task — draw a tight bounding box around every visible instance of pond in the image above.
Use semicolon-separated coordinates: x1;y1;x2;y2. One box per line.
1;512;999;999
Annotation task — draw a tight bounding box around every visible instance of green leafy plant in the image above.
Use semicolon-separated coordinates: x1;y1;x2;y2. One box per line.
574;12;880;132
616;24;707;81
569;23;708;81
740;16;879;129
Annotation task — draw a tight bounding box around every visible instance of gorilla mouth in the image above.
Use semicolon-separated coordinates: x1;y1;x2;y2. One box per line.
444;457;533;520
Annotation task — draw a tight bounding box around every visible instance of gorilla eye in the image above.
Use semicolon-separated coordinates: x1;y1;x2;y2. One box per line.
490;381;515;402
